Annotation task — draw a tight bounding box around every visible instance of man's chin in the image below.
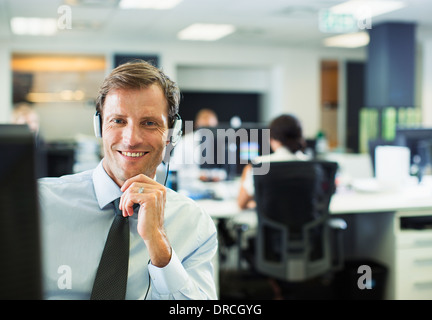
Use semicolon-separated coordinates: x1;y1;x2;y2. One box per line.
103;158;158;184
122;168;156;181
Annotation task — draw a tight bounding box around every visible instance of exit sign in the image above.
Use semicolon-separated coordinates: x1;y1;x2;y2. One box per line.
319;9;358;33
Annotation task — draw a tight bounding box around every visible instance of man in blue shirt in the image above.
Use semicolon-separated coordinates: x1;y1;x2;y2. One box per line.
38;60;218;299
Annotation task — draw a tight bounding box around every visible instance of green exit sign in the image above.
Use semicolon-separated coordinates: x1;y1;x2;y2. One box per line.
319;9;358;33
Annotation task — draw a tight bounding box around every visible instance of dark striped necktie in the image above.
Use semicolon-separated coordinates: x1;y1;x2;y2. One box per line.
91;198;130;300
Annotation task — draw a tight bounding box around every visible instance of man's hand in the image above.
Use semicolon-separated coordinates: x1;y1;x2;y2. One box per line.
119;174;171;267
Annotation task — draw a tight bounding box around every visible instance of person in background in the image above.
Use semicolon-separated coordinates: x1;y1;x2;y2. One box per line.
11;103;47;177
237;113;309;210
194;108;219;129
170;107;219;165
12;103;41;140
236;113;310;299
38;60;218;300
169;108;219;186
194;109;221;181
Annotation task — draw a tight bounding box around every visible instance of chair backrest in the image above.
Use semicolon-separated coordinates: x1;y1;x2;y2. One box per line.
252;160;338;282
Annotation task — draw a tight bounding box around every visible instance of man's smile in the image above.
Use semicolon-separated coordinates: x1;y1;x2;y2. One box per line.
119;151;148;158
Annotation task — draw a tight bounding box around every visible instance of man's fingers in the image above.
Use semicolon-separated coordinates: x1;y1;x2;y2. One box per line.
119;182;163;216
121;173;156;192
121;192;148;217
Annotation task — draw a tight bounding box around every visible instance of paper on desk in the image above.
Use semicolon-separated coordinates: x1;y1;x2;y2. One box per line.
375;146;410;190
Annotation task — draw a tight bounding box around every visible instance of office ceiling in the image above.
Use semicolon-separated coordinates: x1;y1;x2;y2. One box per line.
0;0;431;48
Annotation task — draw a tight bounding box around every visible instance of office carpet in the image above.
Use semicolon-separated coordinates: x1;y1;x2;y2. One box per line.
219;270;337;300
219;267;388;300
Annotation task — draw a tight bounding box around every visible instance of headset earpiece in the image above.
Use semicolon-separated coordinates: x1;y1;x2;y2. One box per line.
170;114;182;148
93;112;102;138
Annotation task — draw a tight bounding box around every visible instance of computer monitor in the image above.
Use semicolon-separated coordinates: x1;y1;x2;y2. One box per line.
0;124;42;299
239;140;260;162
394;127;432;170
305;138;317;159
234;124;270;175
196;126;237;181
196;124;270;179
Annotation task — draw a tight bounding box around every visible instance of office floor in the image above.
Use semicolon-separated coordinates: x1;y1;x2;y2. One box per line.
219;269;337;300
218;258;388;300
216;224;338;300
216;218;389;300
217;223;340;300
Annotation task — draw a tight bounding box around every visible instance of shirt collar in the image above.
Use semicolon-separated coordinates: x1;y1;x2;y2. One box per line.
273;146;291;156
274;146;310;160
93;159;123;210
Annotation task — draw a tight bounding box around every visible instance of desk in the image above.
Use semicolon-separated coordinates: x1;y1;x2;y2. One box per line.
197;178;432;300
198;178;432;217
330;182;432;214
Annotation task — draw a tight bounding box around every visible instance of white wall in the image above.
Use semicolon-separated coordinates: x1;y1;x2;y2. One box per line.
1;37;367;142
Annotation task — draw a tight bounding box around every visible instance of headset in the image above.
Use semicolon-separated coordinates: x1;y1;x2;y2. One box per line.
169;113;183;148
93;111;182;147
93;111;103;138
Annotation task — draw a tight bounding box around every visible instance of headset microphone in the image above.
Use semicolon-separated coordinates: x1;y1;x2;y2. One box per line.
164;114;182;186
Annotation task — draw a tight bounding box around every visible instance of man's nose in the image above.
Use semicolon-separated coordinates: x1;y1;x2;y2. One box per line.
122;123;142;146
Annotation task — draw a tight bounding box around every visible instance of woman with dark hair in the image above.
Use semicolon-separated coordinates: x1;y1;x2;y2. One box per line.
237;113;310;209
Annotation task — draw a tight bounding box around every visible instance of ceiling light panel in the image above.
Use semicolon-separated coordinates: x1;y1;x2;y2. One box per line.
323;31;370;48
330;0;406;18
11;17;57;36
119;0;183;9
178;23;236;41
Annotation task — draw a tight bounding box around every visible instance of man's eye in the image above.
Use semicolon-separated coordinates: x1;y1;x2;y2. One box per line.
143;121;156;126
113;119;124;124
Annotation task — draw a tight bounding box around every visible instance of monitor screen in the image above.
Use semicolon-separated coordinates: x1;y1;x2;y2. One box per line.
394;127;432;169
195;124;270;179
234;124;270;175
0;124;42;299
196;126;237;180
239;141;259;162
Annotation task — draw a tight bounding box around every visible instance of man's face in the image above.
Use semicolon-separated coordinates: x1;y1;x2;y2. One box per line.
101;85;169;187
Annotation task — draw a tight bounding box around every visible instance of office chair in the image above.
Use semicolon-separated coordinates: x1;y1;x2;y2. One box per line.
251;160;346;284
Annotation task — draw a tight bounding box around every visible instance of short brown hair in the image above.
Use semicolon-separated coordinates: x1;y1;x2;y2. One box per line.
95;60;180;127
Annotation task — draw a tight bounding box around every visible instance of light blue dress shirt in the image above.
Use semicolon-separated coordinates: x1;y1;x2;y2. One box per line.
38;160;218;300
